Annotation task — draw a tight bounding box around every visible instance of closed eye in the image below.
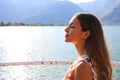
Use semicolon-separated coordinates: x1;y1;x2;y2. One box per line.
70;26;75;28
69;23;75;28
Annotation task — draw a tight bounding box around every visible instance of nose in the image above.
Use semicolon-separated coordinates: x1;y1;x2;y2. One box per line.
64;26;69;33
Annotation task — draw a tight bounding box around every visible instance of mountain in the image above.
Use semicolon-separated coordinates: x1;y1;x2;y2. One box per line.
102;3;120;25
25;1;84;24
0;0;84;24
76;0;120;18
76;0;120;25
0;0;58;22
1;0;120;25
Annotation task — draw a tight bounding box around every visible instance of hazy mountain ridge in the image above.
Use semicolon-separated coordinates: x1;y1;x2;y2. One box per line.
77;0;120;25
0;0;120;25
0;0;57;22
102;3;120;25
76;0;120;18
25;1;84;24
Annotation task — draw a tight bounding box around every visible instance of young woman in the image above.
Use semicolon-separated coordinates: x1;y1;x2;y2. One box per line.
64;13;112;80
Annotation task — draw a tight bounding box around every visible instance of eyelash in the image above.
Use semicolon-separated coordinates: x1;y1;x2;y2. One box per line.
70;26;75;28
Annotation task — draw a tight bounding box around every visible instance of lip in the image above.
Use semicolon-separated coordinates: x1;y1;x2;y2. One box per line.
65;34;69;38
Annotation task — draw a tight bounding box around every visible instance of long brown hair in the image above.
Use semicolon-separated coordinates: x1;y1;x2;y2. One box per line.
76;13;112;80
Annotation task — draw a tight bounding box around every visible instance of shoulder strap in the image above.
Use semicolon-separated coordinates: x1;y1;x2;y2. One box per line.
81;55;97;80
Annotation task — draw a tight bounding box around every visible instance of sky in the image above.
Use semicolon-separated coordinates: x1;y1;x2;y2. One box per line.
68;0;96;3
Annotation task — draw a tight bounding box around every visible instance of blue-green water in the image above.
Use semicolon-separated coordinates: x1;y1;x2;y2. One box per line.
0;26;120;80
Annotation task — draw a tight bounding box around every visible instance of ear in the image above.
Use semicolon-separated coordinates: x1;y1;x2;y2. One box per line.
83;30;90;39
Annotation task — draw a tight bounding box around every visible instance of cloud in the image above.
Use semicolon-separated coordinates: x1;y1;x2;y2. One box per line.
68;0;95;3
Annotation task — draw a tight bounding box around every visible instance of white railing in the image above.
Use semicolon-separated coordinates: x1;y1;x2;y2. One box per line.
0;61;120;67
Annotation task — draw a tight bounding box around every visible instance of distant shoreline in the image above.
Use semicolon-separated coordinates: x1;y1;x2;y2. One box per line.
0;22;120;27
0;22;67;26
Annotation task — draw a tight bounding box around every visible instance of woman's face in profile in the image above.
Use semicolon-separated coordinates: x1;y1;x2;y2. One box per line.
64;16;86;45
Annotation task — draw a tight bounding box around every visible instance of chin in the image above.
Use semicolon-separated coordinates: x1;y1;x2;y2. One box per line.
65;39;72;43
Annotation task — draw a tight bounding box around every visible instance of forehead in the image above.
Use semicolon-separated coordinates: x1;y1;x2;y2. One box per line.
69;16;80;25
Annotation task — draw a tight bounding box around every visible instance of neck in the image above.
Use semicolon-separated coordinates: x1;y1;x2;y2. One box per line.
74;43;86;57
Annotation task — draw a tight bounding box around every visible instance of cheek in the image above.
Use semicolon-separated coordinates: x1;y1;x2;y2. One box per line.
69;30;76;37
70;30;81;40
74;33;81;40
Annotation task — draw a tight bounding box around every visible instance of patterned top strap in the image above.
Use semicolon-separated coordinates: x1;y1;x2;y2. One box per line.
81;55;97;80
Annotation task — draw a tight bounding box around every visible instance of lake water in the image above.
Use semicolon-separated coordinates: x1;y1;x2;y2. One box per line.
0;26;120;80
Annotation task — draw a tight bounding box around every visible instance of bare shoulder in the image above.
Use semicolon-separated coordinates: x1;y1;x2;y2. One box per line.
74;60;93;80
